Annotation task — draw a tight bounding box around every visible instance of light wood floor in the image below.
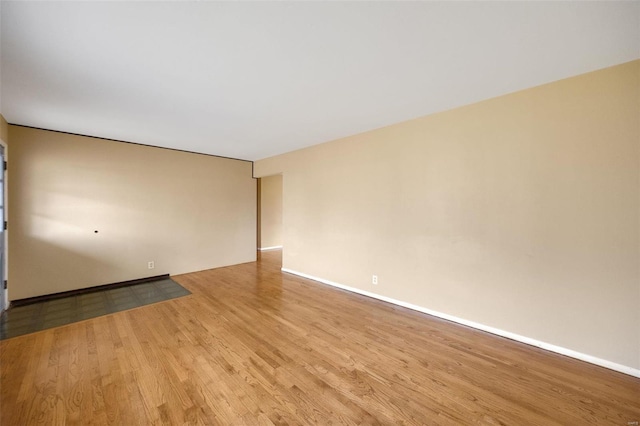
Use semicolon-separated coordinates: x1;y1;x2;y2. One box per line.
1;250;638;425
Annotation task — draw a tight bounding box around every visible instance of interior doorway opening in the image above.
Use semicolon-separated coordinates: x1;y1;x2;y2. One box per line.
257;174;283;252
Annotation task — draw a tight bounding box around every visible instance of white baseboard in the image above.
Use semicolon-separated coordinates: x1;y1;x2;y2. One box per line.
281;267;640;379
258;246;283;251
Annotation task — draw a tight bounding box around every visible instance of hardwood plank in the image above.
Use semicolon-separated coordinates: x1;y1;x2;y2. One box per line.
1;250;638;425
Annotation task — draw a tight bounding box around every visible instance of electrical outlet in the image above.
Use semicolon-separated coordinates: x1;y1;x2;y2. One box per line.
372;275;378;285
148;261;155;269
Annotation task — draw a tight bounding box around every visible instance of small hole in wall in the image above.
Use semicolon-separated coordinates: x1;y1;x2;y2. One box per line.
94;230;98;233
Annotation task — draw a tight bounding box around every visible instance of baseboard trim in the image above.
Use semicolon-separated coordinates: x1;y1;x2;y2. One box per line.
259;246;283;251
281;267;640;379
10;274;170;308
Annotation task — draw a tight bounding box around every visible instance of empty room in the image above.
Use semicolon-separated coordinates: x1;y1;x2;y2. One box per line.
1;1;639;424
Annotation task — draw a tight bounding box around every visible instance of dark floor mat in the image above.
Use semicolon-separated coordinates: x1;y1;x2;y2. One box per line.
0;278;191;340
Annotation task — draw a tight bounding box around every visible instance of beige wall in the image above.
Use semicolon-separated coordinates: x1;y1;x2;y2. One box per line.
255;60;640;371
259;174;283;249
0;115;8;144
9;127;256;300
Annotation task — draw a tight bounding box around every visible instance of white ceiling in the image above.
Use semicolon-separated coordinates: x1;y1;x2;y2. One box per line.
1;2;639;161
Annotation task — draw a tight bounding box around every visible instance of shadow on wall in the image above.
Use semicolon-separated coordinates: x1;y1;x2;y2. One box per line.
13;235;115;301
10;125;257;301
15;167;162;300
